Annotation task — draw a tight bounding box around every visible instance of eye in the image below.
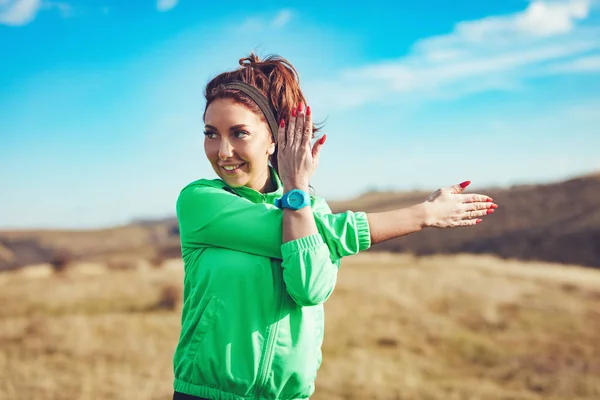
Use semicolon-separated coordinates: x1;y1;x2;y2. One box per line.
234;130;249;138
203;131;218;139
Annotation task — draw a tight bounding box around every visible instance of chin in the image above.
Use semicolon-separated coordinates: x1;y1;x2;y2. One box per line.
218;173;249;188
223;179;247;188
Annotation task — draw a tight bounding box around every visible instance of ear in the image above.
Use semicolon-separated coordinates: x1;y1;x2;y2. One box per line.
267;141;276;156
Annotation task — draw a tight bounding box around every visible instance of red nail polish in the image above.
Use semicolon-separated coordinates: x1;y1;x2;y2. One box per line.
280;119;285;128
487;209;494;214
476;219;483;224
298;102;304;112
486;198;493;202
491;204;498;209
306;106;311;116
460;180;471;188
292;108;297;117
319;134;327;145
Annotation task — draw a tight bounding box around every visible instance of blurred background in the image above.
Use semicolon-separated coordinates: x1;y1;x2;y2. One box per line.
1;1;599;399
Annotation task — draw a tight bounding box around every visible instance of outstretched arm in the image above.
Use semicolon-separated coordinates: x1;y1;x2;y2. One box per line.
366;181;496;245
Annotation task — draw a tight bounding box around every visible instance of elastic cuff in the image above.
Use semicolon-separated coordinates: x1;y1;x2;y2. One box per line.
281;233;325;258
354;212;372;251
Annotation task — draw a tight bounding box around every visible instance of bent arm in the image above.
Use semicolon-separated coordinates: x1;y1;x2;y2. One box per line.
280;231;339;307
279;185;337;306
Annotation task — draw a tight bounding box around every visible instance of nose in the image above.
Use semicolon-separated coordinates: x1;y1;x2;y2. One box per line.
218;137;234;160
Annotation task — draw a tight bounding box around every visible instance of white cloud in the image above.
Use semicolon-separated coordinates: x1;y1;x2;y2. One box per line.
547;54;600;72
156;0;178;12
453;0;590;40
306;0;600;111
239;16;263;31
0;0;41;26
272;9;292;28
240;9;294;32
43;1;72;18
0;0;74;25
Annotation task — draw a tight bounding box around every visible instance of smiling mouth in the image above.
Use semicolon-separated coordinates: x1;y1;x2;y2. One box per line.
221;163;247;173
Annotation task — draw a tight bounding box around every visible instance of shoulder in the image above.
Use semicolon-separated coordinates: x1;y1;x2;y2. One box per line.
176;178;232;211
180;178;227;193
177;178;231;198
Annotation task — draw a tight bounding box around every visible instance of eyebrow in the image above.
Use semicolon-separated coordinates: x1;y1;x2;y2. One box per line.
204;124;249;131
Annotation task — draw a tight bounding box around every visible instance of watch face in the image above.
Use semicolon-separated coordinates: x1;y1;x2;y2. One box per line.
288;191;305;208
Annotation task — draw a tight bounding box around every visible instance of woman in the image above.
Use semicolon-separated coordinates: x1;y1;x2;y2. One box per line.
172;53;497;400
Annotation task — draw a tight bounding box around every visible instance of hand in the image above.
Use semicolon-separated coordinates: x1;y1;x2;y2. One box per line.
421;181;497;228
277;102;326;190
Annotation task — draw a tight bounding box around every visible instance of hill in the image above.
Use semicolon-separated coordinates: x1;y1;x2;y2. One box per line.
329;172;600;268
1;172;599;271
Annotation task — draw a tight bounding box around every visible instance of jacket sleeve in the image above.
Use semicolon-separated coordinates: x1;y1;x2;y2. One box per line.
280;234;340;306
311;196;371;261
276;197;371;306
176;183;371;260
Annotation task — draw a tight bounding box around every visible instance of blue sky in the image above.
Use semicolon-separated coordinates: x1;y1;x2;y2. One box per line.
1;0;599;229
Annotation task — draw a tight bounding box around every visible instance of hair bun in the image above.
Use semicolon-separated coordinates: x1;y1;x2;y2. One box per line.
239;53;261;69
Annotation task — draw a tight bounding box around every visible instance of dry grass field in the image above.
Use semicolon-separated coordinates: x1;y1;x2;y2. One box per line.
1;253;600;400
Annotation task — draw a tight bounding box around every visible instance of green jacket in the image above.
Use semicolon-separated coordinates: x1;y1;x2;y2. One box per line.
173;168;371;399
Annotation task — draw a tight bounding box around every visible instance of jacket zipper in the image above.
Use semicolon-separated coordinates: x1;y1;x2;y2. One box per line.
255;261;285;399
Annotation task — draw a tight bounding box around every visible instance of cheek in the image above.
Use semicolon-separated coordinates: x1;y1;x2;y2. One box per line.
236;142;258;160
204;140;218;159
248;143;270;162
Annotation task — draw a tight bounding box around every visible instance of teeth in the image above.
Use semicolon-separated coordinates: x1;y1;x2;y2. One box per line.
223;164;241;171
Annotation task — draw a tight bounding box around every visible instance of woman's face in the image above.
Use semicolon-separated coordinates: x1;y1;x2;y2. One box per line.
204;98;275;192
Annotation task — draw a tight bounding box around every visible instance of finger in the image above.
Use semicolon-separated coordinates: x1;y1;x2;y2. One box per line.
312;134;326;161
277;118;286;150
287;106;298;148
294;102;305;147
455;218;483;227
301;105;313;148
465;202;498;212
461;193;493;203
449;180;471;194
464;209;493;219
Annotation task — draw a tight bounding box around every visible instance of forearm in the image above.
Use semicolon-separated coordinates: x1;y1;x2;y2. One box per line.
282;184;318;243
366;203;427;245
280;183;337;306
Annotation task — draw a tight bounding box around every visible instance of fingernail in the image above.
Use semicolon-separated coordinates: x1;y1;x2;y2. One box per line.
319;134;327;145
292;108;297;117
298;102;304;112
491;204;498;209
487;198;493;202
487;209;494;214
280;119;285;128
460;181;471;188
476;219;483;224
306;105;311;116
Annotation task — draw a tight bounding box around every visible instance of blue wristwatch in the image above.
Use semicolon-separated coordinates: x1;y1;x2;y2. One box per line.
275;189;311;210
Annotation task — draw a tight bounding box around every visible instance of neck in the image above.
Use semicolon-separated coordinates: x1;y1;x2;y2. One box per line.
250;167;276;194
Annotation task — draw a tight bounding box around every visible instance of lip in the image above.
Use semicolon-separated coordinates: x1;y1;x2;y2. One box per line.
220;162;247;174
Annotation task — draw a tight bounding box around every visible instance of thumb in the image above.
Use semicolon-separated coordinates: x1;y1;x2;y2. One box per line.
449;180;471;194
312;134;326;160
